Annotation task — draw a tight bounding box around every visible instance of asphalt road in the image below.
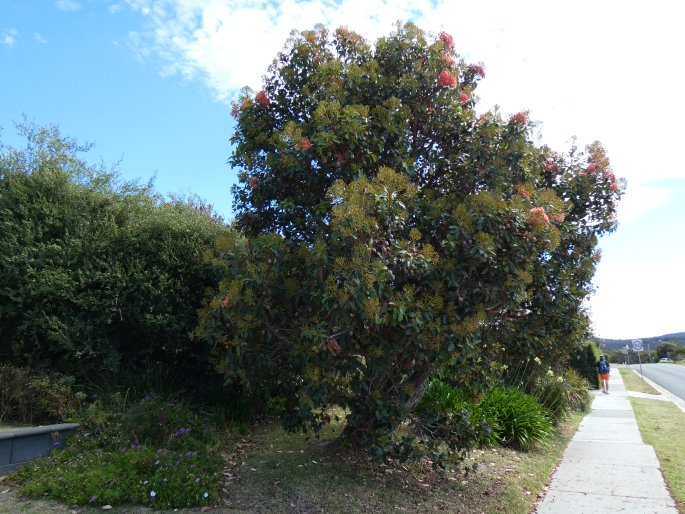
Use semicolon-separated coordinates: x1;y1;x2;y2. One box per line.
630;363;685;401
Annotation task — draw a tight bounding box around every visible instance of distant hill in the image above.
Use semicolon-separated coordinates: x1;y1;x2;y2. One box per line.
595;332;685;350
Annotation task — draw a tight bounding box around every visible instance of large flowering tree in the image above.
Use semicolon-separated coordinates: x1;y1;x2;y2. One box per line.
197;23;621;465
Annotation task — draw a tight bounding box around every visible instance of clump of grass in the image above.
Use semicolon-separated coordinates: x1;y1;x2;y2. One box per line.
478;387;554;450
14;394;225;510
417;381;554;451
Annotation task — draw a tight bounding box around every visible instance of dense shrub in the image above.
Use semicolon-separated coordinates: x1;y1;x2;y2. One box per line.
0;364;81;425
15;393;224;510
568;341;600;389
478;387;553;450
0;122;228;376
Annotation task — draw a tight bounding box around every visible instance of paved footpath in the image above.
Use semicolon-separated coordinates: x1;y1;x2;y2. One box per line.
536;370;678;513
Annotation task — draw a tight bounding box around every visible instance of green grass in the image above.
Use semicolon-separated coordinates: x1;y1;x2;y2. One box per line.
630;397;685;512
619;368;661;395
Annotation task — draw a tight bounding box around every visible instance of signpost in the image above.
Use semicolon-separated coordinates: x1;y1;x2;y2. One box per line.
632;339;644;378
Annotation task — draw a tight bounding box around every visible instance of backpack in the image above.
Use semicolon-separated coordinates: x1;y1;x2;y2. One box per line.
598;360;609;374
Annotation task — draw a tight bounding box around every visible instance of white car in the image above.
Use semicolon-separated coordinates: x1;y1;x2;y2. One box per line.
659;358;674;363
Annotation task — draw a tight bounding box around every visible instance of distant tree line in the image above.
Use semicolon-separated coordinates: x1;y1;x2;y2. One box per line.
597;332;685;350
604;341;684;364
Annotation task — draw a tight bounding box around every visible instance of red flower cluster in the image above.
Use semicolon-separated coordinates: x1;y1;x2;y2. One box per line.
467;63;485;78
605;170;619;191
587;162;598;172
222;296;231;308
592;251;602;262
439;31;454;49
511;112;528;125
550;213;565;223
517;185;531;200
295;138;313;151
249;176;259;189
441;53;456;67
527;207;550;228
255;90;269;107
437;70;457;88
459;92;470;105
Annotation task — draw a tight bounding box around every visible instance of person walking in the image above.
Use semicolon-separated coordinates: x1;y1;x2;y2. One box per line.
596;355;610;394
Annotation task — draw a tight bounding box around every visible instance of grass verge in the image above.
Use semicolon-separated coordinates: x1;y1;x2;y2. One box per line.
216;411;585;513
630;397;685;512
619;367;661;395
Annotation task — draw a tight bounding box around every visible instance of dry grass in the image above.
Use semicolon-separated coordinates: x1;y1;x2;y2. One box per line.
215;412;585;513
618;367;661;395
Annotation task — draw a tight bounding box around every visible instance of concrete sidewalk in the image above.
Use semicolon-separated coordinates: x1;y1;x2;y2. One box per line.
535;371;678;513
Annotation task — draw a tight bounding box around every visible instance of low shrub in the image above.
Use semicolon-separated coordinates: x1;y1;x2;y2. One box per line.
560;368;592;413
0;364;81;425
15;394;224;510
502;360;592;425
478;387;553;450
416;380;499;448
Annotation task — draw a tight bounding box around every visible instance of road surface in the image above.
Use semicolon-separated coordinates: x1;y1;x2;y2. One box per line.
630;363;685;402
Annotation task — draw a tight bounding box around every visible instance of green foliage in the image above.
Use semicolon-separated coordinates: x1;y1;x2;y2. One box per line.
656;342;685;361
0;121;228;376
199;23;622;465
416;379;499;448
15;394;223;510
417;380;555;451
524;368;591;424
478;387;553;450
0;364;81;425
502;359;591;424
569;340;600;389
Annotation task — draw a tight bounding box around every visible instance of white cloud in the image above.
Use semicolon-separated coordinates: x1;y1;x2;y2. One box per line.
55;0;82;12
34;33;48;44
615;183;682;224
120;0;685;207
122;1;684;180
121;0;685;236
2;28;18;46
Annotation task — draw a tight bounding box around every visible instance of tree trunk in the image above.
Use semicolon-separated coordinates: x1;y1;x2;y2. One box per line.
341;365;432;446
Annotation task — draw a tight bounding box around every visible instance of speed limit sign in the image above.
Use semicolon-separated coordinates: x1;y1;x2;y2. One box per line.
632;339;643;352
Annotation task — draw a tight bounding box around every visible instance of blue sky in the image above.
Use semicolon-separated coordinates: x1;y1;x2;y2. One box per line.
2;0;684;339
